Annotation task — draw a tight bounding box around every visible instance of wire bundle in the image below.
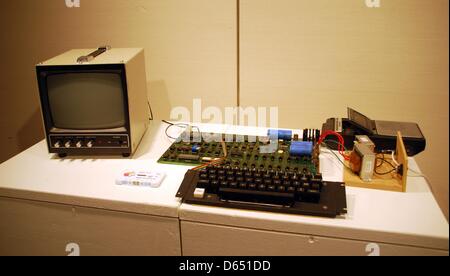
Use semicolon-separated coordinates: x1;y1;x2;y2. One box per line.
317;130;350;161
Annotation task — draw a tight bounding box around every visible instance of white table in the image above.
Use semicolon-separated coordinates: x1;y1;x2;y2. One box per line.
0;122;448;255
0;121;187;255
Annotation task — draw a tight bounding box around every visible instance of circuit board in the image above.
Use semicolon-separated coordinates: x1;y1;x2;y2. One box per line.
158;129;320;174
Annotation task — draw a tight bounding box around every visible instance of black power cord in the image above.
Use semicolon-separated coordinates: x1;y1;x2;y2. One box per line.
374;157;397;175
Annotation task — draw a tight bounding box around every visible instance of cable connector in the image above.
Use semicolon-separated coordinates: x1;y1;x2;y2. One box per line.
397;164;404;176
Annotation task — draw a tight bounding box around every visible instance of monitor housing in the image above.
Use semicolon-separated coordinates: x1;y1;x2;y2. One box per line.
36;48;150;157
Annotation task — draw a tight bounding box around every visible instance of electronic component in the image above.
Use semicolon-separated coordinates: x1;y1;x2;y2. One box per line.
289;141;313;156
177;154;200;161
355;135;375;152
302;129;321;142
191;145;201;153
268;129;293;141
349;143;376;182
116;171;166;188
322;108;426;156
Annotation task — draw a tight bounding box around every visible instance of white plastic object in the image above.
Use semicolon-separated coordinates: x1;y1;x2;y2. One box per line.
115;171;166;188
193;188;206;199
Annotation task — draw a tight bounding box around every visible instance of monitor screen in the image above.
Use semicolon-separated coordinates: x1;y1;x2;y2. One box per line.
47;73;126;130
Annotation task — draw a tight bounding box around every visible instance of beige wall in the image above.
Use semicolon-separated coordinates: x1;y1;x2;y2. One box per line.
240;0;449;219
0;0;237;161
0;0;448;218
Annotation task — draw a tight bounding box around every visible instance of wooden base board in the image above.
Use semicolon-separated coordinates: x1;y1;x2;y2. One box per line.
344;155;403;192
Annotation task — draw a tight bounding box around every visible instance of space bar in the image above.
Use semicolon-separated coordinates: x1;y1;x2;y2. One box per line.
218;188;295;204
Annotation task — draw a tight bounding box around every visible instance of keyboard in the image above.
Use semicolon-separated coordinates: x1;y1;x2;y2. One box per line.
176;165;347;218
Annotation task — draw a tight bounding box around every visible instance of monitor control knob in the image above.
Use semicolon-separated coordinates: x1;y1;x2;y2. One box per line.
76;141;83;148
54;141;61;148
65;141;72;148
87;141;94;148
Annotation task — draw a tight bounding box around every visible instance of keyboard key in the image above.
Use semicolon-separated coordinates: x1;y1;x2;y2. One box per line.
193;188;205;199
197;180;209;188
287;186;296;193
239;183;247;189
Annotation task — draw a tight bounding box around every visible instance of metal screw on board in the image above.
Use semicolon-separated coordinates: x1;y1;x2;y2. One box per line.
323;205;328;210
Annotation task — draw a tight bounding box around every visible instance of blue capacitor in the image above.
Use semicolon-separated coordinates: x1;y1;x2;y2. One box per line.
290;141;313;156
192;145;201;153
268;129;293;141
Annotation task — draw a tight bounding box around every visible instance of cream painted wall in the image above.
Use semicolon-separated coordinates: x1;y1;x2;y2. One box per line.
240;0;448;219
0;0;237;162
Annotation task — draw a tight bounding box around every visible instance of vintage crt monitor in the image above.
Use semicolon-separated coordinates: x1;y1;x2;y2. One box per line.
322;108;426;156
36;47;150;157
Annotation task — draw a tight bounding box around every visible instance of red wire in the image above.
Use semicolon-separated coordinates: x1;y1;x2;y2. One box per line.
317;130;350;161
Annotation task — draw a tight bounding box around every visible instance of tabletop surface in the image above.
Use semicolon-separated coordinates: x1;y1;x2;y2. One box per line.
0;121;186;218
0;121;448;250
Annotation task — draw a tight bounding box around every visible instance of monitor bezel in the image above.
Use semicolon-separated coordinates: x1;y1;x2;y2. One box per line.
37;64;131;134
